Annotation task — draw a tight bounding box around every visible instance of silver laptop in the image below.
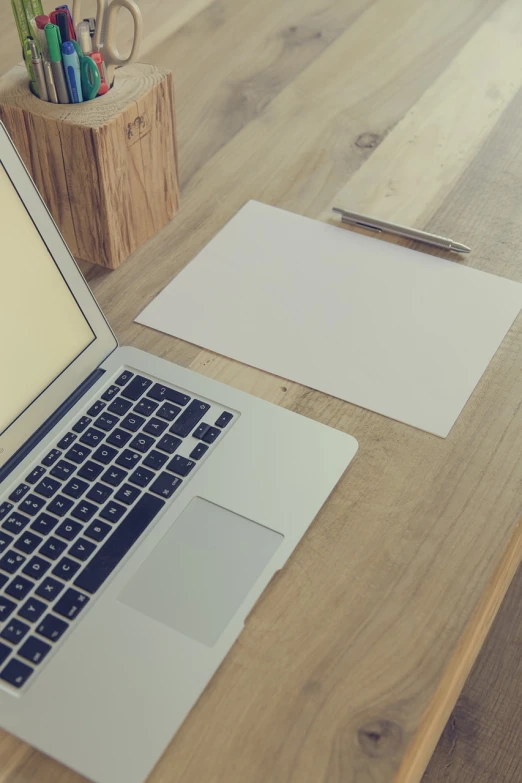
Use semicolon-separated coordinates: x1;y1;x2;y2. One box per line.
0;122;358;783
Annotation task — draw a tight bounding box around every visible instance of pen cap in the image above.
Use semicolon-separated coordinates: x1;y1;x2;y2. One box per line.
77;20;92;54
56;10;71;42
45;23;62;62
61;40;77;57
35;14;50;29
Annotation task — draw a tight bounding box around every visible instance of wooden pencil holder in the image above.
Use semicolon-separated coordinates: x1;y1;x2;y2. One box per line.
0;62;179;269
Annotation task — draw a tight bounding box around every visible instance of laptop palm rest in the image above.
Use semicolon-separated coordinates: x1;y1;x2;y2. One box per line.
118;498;284;646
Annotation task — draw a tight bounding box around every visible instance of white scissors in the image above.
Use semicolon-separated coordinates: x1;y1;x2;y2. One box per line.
72;0;143;85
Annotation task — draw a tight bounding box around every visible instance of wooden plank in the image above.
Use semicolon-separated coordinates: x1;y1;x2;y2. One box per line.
423;563;522;782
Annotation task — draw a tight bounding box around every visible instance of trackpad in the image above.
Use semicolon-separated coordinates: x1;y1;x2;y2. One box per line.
119;498;283;646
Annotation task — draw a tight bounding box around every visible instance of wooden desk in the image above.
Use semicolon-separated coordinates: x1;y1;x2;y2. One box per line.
1;0;522;781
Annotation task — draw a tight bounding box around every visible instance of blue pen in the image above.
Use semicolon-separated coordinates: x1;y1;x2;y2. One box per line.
61;40;83;103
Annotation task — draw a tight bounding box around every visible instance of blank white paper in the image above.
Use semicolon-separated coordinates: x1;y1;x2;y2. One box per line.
136;201;522;437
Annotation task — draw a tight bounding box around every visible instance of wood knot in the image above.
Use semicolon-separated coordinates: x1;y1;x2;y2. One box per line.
355;132;381;149
358;720;403;758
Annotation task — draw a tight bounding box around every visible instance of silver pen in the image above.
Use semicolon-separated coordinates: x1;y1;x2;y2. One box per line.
43;60;59;103
332;207;470;254
29;40;49;102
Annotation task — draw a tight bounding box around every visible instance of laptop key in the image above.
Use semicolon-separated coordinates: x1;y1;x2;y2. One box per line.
9;483;30;503
193;423;210;440
114;484;140;505
0;643;11;666
156;402;181;422
74;493;165;595
157;434;182;455
5;576;34;600
147;384;190;407
34;477;61;498
143;417;168;437
72;416;92;434
129;434;155;453
63;478;89;499
101;466;127;487
19;495;46;517
201;426;221;444
1;618;30;644
0;533;14;553
35;577;65;601
115;450;141;470
129;466;155;487
215;411;234;428
133;398;158;417
25;466;45;485
142;450;168;470
56;432;77;450
92;445;118;465
55;521;82;542
39;537;67;560
190;443;209;460
19;636;51;665
84;521;111;542
166;455;196;478
47;495;74;517
50;459;75;480
120;375;152;401
54;588;89;620
69;538;96;562
65;444;92;465
120;414;145;433
99;501;126;523
106;428;132;448
170;400;210;438
95;413;119;432
2;512;30;535
87;400;106;417
22;556;51;581
18;598;46;622
0;553;26;575
42;449;61;467
52;557;81;581
15;531;42;555
0;502;13;521
71;501;97;523
101;385;119;401
115;370;134;386
0;574;8;589
0;597;17;621
80;428;105;448
77;460;104;481
36;614;69;642
0;659;34;688
86;483;112;504
31;513;59;536
150;473;182;499
107;397;132;416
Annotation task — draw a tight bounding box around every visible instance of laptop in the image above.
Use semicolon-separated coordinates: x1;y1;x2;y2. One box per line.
0;121;358;783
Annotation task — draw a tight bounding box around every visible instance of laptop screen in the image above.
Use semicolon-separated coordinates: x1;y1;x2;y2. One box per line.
0;162;95;436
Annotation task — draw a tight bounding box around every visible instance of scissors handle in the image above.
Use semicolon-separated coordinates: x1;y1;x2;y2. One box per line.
81;54;101;100
103;0;143;84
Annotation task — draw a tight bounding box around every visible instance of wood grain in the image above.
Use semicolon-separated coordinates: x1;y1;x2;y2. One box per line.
1;0;522;782
422;563;522;783
0;63;179;268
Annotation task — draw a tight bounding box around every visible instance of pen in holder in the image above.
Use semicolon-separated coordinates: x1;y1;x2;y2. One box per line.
0;62;180;269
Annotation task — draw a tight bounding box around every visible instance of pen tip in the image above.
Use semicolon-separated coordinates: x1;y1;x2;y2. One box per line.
451;243;471;253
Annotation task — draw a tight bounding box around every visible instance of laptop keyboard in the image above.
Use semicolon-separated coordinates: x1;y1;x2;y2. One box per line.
0;370;235;692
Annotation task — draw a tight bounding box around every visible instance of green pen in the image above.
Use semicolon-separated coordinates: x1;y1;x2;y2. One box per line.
45;23;70;103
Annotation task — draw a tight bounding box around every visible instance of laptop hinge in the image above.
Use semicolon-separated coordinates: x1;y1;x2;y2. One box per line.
0;368;106;484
